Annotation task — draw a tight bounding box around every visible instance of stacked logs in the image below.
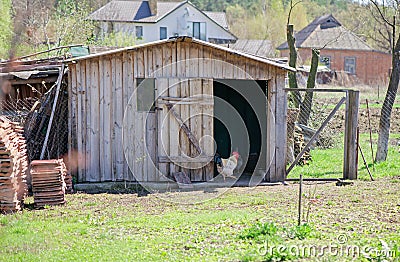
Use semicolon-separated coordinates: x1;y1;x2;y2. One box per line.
294;126;312;166
30;159;72;207
58;159;73;194
0;118;28;213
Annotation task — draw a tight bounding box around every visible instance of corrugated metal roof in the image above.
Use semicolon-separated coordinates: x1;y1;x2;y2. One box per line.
277;14;373;51
225;39;275;58
65;37;295;72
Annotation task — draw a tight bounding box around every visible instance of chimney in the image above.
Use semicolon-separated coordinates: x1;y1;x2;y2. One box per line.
148;0;157;16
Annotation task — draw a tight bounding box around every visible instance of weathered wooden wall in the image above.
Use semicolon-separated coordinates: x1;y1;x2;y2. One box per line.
68;38;288;183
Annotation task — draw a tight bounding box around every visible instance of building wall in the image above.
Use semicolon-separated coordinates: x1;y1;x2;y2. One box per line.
67;39;288;183
97;2;236;44
280;49;391;85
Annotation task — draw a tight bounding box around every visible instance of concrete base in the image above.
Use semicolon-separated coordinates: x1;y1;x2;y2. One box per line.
73;175;283;194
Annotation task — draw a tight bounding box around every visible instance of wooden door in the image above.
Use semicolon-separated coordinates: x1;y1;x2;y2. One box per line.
156;78;214;181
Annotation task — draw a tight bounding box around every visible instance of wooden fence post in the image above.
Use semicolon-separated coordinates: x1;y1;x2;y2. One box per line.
343;90;360;180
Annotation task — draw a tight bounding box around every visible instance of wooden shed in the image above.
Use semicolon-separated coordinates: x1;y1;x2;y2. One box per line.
66;37;294;184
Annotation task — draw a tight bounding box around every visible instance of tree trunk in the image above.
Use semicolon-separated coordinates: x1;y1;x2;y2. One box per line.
375;35;400;162
298;49;320;126
287;24;301;107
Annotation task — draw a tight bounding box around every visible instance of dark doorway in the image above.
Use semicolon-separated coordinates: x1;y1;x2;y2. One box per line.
213;79;267;175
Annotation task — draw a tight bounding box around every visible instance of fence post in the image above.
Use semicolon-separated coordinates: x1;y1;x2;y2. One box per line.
343;90;360;180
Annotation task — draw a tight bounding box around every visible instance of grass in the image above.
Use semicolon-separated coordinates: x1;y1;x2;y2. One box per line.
289;133;400;180
0;180;399;261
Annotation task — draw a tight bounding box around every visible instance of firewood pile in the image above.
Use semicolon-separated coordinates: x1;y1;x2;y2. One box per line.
294;125;312;165
0;117;28;213
30;159;71;207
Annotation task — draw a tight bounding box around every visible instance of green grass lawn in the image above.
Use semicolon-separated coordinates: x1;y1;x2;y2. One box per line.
289;133;400;180
0;180;399;261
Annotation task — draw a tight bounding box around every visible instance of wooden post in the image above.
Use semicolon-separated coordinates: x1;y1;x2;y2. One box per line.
343;90;359;180
298;174;303;226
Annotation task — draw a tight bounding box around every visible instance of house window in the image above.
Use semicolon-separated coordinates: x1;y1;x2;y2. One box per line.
137;78;155;112
135;26;143;39
192;22;206;41
160;27;167;40
320;56;331;69
344;57;356;74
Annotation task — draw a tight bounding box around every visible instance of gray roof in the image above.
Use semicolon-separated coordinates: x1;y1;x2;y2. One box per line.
277;14;373;51
225;39;275;58
204;11;228;29
88;1;183;22
89;0;229;28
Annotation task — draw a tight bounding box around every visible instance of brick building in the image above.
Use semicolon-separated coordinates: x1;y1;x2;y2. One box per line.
277;14;392;85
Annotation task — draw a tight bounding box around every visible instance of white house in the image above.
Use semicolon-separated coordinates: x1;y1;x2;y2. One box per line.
89;0;237;44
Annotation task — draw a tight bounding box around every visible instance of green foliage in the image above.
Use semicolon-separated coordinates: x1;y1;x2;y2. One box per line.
0;0;12;58
239;222;279;240
53;0;95;47
94;32;136;47
283;223;313;240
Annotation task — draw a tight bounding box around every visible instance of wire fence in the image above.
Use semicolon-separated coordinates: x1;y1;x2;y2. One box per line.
0;82;69;161
286;82;400;180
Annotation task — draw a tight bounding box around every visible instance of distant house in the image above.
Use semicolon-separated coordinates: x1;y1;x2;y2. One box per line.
277;14;391;85
89;0;237;44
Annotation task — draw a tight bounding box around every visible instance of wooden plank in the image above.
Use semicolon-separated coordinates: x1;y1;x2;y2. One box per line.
75;61;85;182
99;58;106;181
202;79;214;181
84;60;92;181
68;63;77;177
266;70;276;182
274;72;287;181
202;46;212;78
189;44;199;78
123;51;135;181
189;79;203;181
177;41;186;78
136;49;145;78
113;54;124;181
134;113;144;181
161;43;172;77
156;78;170;180
343;90;360;180
89;59;100;181
179;79;191;178
146;47;154;77
153;45;163;77
158;156;213;163
103;56;113;181
145;112;157;182
127;78;139;181
168;79;180;174
171;42;177;77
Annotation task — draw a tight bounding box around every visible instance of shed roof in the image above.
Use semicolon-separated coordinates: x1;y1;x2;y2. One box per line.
277;14;373;51
65;37;295;72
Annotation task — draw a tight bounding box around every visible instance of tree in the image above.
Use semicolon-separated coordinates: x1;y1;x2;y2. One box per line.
286;0;302;107
0;0;12;58
369;0;400;162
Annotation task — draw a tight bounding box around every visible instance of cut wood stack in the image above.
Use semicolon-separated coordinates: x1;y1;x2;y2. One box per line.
0;117;28;213
57;159;73;194
294;125;312;166
30;160;66;207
